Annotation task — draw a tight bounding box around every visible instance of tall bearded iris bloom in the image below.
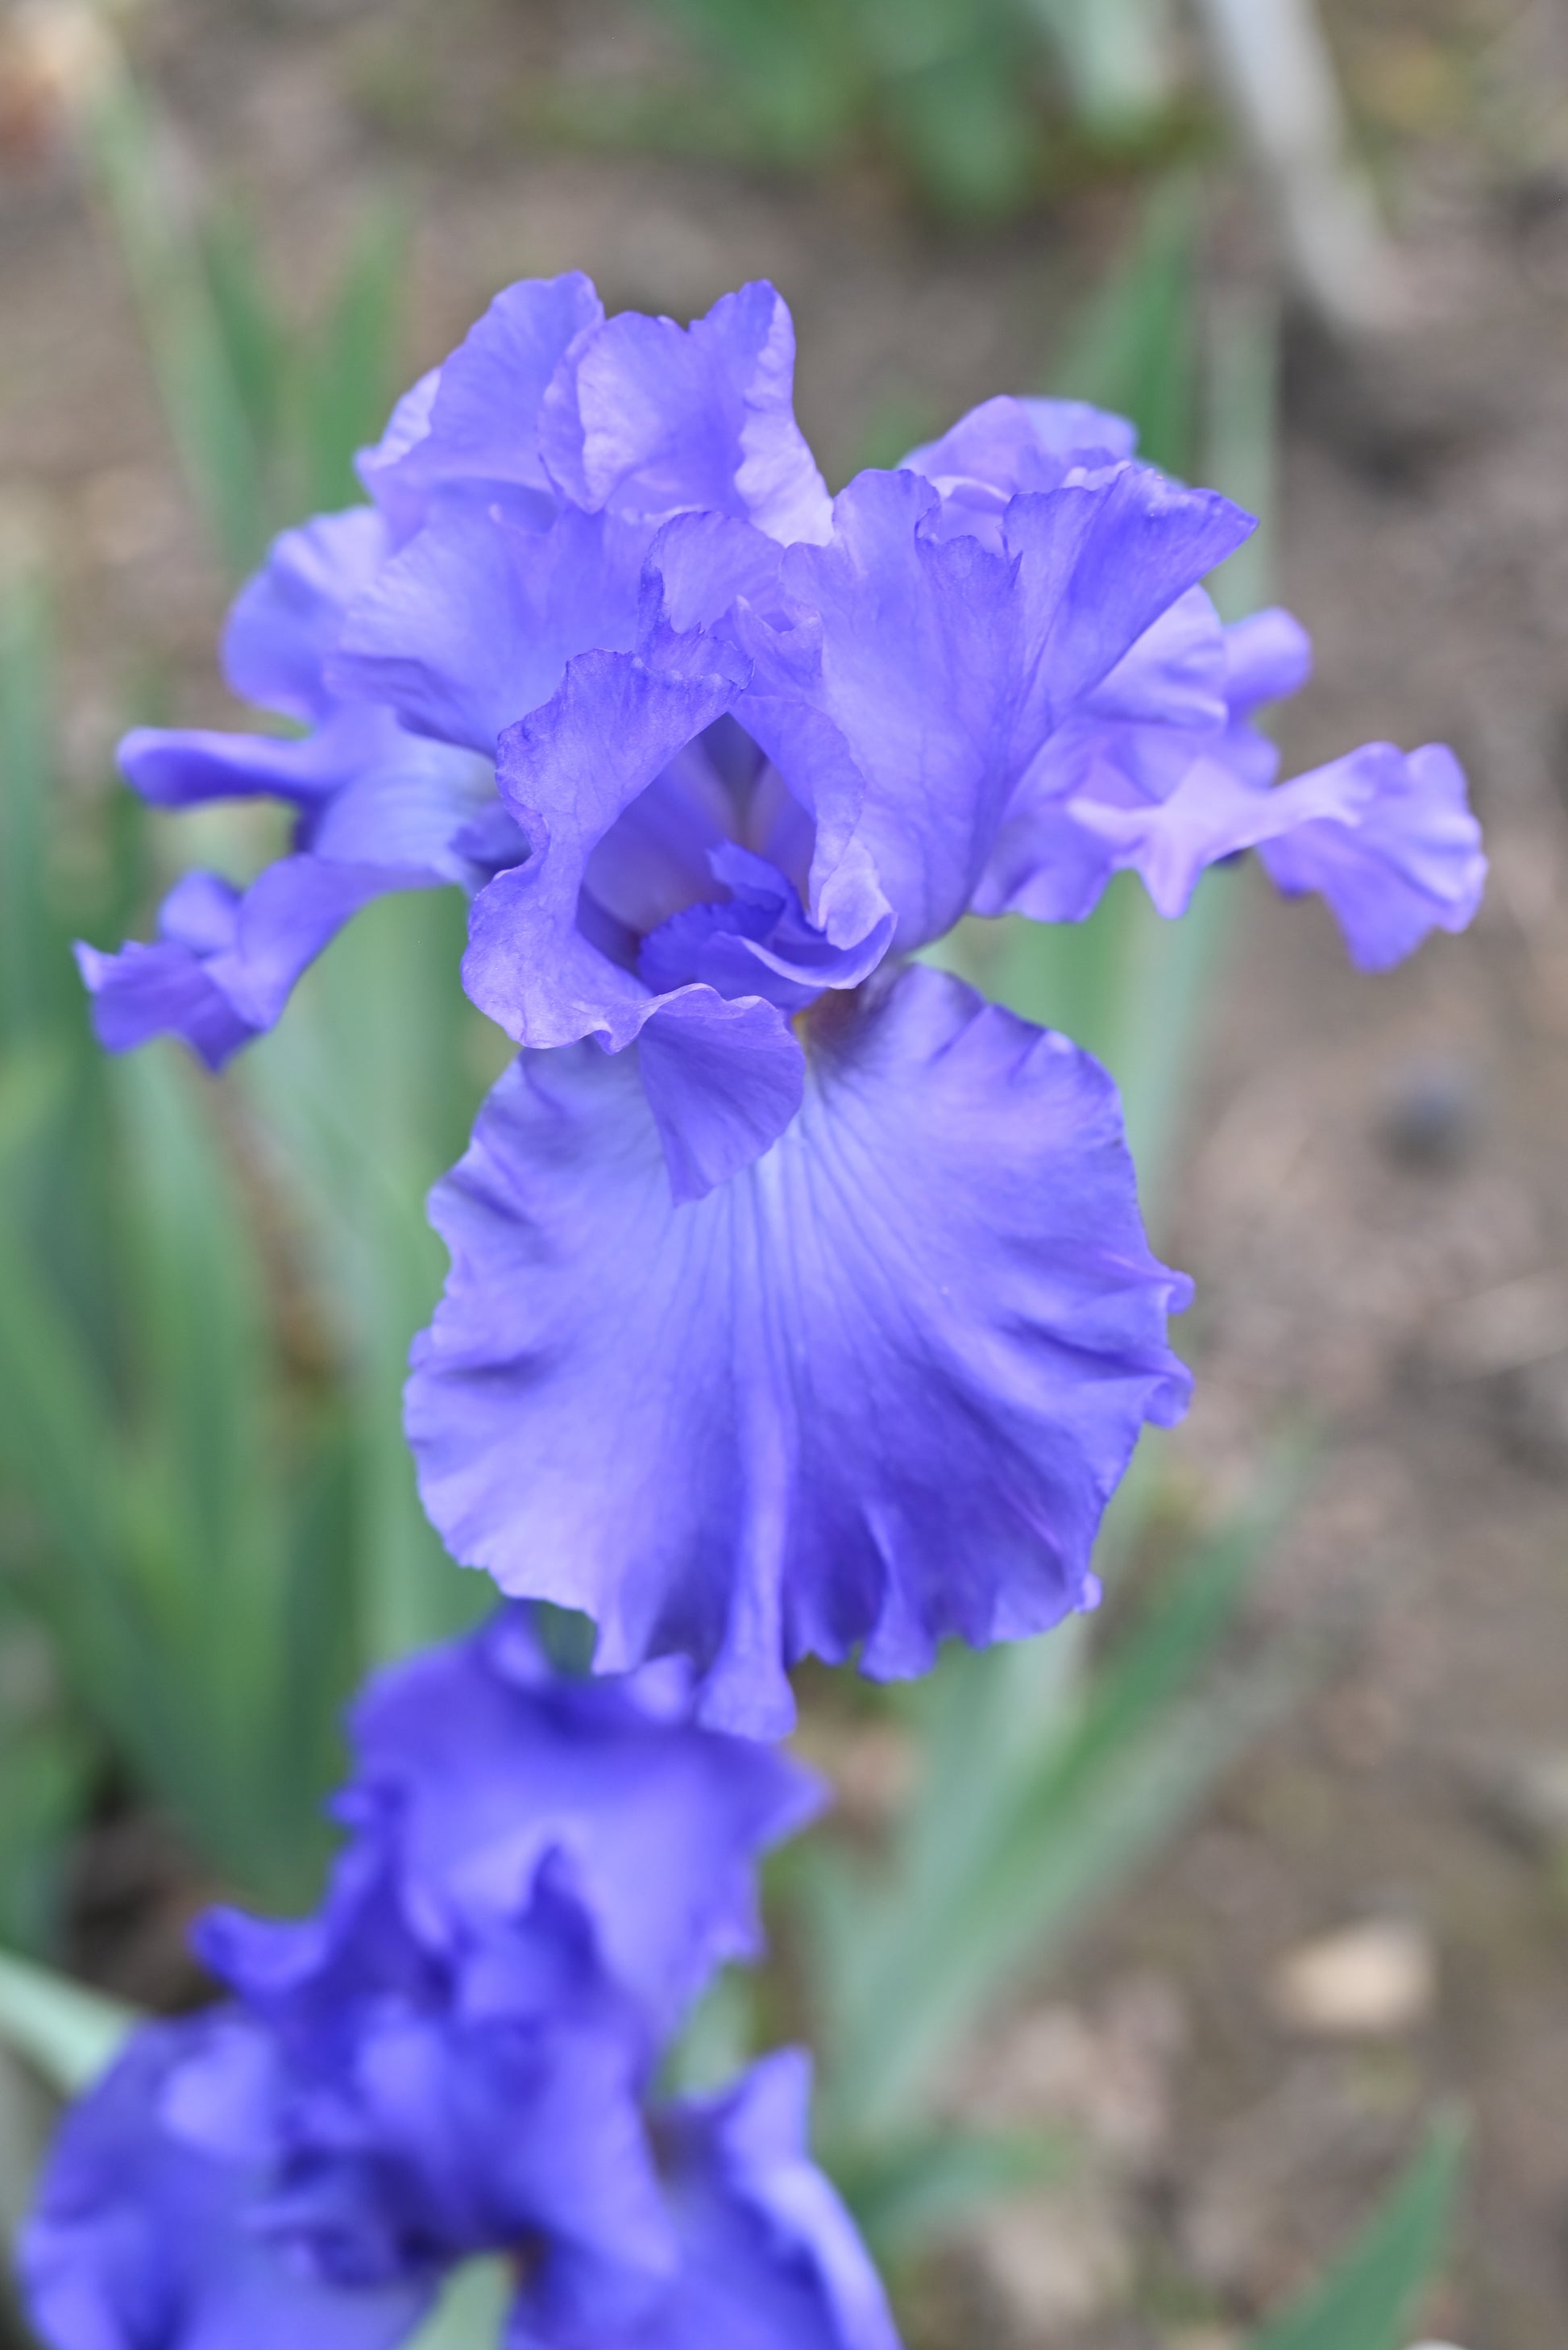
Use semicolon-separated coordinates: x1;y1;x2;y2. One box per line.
23;1613;895;2350
81;273;1485;1733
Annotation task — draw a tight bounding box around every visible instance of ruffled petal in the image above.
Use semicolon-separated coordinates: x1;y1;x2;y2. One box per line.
223;508;392;725
1039;734;1483;971
119;707;381;812
540;282;832;545
19;2016;432;2350
335;1608;822;2043
732;466;1251;953
1258;740;1486;969
508;2052;901;2350
463;646;751;1051
973;603;1313;924
407;963;1192;1737
78;855;425;1067
900;392;1139;549
331;504;647;756
358;273;604;544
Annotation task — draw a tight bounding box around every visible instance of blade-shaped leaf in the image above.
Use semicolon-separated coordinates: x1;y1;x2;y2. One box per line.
0;1950;137;2096
1248;2115;1465;2350
840;2124;1071;2265
811;1460;1310;2149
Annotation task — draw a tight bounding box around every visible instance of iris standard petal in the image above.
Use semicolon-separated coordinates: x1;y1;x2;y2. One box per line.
358;272;604;545
331;504;649;757
732;465;1252;953
539;281;832;546
900;392;1139;549
199;1858;676;2323
223;508;392;725
407;962;1191;1737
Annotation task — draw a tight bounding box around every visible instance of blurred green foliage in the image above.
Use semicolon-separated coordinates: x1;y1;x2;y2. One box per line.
0;54;491;1943
540;0;1195;219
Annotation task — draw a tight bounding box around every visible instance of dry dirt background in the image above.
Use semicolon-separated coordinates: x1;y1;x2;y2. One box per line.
6;0;1568;2344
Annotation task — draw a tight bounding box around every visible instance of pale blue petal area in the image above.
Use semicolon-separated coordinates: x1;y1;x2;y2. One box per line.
302;734;502;877
77;854;428;1067
357;273;604;544
1221;603;1313;715
222;508;392;724
900;392;1139;550
19;2016;433;2350
338;1608;823;2044
641;511;786;635
407;963;1192;1738
119;707;383;812
355;367;439;538
77;883;256;1070
1257;741;1487;969
539;282;832;545
902;392;1139;486
731;466;1251;953
331;504;649;755
973;602;1313;924
1027;729;1483;969
96;716;496;1066
1076;586;1230;733
508;2052;902;2350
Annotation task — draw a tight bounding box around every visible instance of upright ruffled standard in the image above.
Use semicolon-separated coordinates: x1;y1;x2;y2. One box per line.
22;1613;896;2350
80;271;1485;1733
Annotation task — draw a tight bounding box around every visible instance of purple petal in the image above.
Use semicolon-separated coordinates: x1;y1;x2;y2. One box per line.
1076;586;1229;733
901;392;1139;550
119;706;385;813
77;906;255;1072
463;644;820;1196
463;646;747;1050
540;282;832;545
1222;604;1313;713
78;853;429;1067
332;503;648;756
516;2052;900;2350
359;274;604;545
201;1865;675;2326
223;508;392;725
333;1607;822;2041
1258;740;1486;969
20;2016;431;2350
973;603;1312;924
732;465;1251;953
408;963;1191;1737
637;990;804;1203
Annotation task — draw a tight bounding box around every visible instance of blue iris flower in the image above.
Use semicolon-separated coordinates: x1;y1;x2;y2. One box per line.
78;273;1486;1733
22;1613;894;2350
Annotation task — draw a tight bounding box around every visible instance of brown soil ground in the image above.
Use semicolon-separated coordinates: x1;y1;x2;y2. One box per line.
5;1;1568;2344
